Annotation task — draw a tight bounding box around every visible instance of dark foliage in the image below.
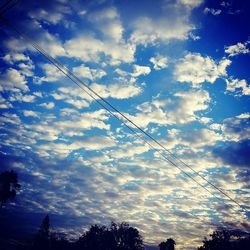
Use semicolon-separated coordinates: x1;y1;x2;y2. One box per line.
0;170;21;208
76;221;145;250
158;238;175;250
18;217;144;250
197;229;250;250
33;215;50;250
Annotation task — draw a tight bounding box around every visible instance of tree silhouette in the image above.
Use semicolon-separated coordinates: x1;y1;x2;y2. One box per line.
33;215;51;250
77;222;144;250
112;222;144;250
197;229;250;250
77;224;110;250
159;238;175;250
50;232;71;250
0;170;21;208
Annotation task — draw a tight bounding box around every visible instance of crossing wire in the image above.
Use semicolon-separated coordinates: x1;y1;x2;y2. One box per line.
0;15;247;215
0;0;19;16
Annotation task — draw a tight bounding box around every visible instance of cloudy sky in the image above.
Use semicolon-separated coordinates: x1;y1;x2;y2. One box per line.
0;0;249;249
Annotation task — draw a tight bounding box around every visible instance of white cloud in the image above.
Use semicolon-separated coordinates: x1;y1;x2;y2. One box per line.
9;94;36;103
64;99;89;109
40;102;55;109
150;55;168;70
0;68;29;92
199;117;213;124
65;35;135;64
178;0;203;8
225;78;250;96
55;87;93;102
33;92;43;98
90;83;142;99
125;90;210;127
40;31;66;57
88;7;123;42
18;62;35;77
225;42;250;57
23;110;40;118
0;95;13;109
111;143;150;159
2;52;31;64
69;136;116;151
0;113;21;125
38;63;64;83
72;65;106;81
52;93;90;110
174;53;231;87
222;113;250;141
78;9;87;16
5;21;65;57
29;9;63;24
130;16;193;45
132;65;151;77
51;81;141;109
130;0;203;46
29;5;71;25
209;123;223;131
204;8;222;16
56;109;110;131
221;1;231;7
2;52;35;77
171;90;211;123
161;128;223;150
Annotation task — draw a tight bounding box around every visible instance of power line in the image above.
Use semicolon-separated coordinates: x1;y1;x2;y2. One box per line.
0;0;15;11
0;0;19;16
0;16;247;215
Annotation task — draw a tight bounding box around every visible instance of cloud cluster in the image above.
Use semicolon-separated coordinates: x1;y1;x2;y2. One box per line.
130;0;203;46
150;55;168;70
65;35;135;65
225;78;250;96
0;1;249;249
174;53;231;87
0;68;29;92
222;113;250;142
204;8;222;16
225;41;250;57
127;90;211;127
73;65;107;81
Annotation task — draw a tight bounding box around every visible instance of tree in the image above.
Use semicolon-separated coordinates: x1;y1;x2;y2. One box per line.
77;224;110;250
159;241;167;250
77;222;144;250
197;229;250;250
38;214;50;239
110;222;144;250
0;170;21;208
33;215;51;250
159;238;175;250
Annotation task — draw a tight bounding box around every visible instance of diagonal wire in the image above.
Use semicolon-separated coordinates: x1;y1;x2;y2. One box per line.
0;16;247;215
0;0;19;16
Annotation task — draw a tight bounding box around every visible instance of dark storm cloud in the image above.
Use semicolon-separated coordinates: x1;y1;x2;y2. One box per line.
213;139;250;169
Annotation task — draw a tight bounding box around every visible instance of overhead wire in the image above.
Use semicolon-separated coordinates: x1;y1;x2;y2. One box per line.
0;0;19;16
0;14;247;215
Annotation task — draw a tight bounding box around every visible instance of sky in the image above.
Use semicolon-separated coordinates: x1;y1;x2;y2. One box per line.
0;0;249;249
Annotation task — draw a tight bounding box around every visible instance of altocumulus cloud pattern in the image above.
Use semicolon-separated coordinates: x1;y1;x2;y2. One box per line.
0;0;250;249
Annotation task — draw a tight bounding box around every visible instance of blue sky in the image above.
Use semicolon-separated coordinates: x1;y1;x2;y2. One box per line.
0;0;249;249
